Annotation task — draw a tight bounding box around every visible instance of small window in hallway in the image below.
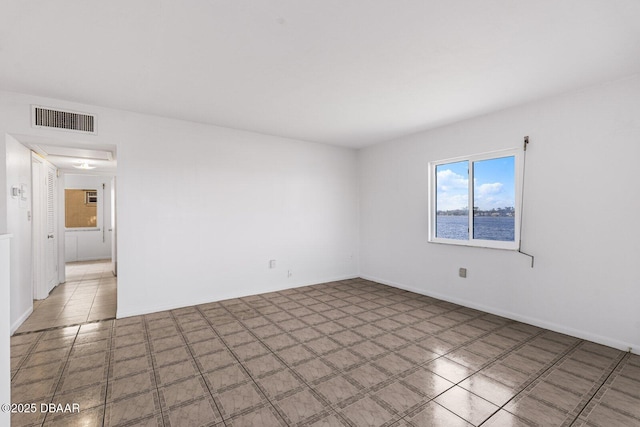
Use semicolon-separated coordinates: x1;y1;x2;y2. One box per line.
65;189;98;228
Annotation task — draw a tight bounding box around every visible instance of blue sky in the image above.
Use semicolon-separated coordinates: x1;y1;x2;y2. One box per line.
436;156;515;211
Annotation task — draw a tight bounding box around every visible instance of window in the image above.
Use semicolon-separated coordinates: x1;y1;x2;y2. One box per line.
65;189;98;228
428;148;523;250
85;190;97;205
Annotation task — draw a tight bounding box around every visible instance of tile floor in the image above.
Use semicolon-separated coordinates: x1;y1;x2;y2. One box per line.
10;278;640;426
16;260;117;334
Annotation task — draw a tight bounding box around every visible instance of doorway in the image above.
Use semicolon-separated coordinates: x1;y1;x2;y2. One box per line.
13;139;118;334
31;153;58;300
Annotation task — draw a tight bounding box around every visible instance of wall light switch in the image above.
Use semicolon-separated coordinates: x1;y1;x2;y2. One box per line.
269;260;276;269
459;268;467;278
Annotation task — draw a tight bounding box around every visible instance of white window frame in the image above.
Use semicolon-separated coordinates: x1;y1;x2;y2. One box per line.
428;147;524;250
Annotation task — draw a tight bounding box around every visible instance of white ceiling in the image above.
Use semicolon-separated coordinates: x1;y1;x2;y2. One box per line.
2;1;640;148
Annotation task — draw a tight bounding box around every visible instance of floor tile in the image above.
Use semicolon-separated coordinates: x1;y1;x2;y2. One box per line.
10;271;638;427
43;406;105;427
339;396;396;427
226;405;286;427
277;344;316;366
243;353;285;377
203;364;250;392
400;367;454;398
322;348;364;371
105;390;160;426
53;382;107;412
528;381;583;412
373;380;424;415
294;358;335;383
395;344;439;365
306;412;351;427
164;396;221;426
424;357;474;383
256;368;304;399
434;385;499;425
346;363;391;389
504;395;570;426
314;375;361;405
160;375;209;408
215;382;266;419
459;373;517;406
108;371;155;401
273;388;328;424
481;409;532;427
373;353;414;376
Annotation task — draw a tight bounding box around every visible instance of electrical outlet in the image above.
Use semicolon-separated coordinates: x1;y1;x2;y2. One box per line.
269;260;276;269
459;268;467;278
287;270;292;278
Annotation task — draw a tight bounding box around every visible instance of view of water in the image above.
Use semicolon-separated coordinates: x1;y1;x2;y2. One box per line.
436;215;515;242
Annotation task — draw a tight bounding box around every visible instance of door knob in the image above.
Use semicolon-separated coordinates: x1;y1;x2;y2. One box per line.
47;234;54;239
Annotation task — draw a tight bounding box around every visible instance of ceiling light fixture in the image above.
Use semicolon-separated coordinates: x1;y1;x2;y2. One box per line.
73;161;96;170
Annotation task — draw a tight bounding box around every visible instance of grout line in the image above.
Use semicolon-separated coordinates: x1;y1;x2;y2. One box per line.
213;281;526;425
215;303;347;426
101;320;115;427
195;304;288;426
168;310;228;427
142;315;168;426
476;338;585;426
566;352;630;427
10;329;47;382
38;325;82;427
12;318;116;336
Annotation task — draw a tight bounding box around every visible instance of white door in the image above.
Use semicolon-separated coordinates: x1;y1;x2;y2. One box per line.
45;164;58;291
111;176;117;276
32;155;58;299
32;156;44;299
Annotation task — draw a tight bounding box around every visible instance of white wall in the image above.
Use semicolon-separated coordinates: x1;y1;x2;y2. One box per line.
0;90;360;319
64;174;113;262
5;135;32;333
116;116;359;316
359;74;640;353
0;235;11;427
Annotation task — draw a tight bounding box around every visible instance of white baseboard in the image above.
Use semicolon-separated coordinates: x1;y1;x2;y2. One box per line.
66;255;111;263
11;306;33;335
361;274;638;355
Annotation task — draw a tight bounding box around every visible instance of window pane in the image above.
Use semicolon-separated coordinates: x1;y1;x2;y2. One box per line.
472;156;515;241
65;189;98;228
436;161;468;240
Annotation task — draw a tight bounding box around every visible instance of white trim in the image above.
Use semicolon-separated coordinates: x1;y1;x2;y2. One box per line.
428;147;523;251
10;306;33;335
74;255;112;262
361;274;638;355
117;275;359;319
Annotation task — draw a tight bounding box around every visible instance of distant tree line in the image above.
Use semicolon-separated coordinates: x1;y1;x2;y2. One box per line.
437;206;515;216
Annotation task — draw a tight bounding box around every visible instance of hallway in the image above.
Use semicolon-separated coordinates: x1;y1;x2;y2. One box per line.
15;260;116;334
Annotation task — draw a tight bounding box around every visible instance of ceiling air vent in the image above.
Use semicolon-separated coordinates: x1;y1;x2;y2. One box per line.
32;106;97;134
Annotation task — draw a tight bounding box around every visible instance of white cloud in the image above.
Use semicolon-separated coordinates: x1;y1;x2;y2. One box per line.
437;172;514;212
474;182;514;210
436;169;468;191
436;169;468;211
476;182;503;196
